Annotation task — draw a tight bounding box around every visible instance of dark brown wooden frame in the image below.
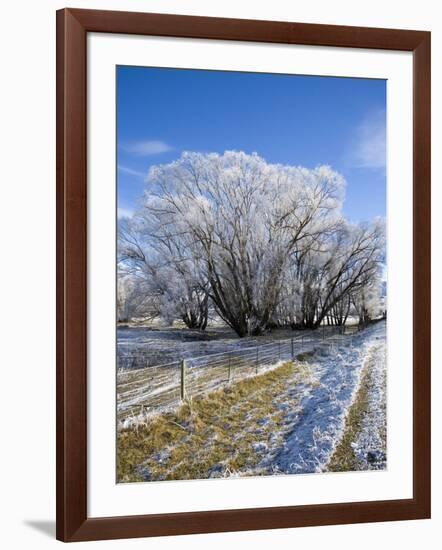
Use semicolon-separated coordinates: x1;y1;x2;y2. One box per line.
56;7;431;542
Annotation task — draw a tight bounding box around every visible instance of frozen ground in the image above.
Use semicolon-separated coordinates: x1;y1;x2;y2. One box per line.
249;320;387;475
118;320;387;479
352;341;387;469
117;323;353;369
117;323;360;424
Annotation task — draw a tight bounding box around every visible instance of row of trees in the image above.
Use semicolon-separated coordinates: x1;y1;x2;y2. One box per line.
118;151;386;337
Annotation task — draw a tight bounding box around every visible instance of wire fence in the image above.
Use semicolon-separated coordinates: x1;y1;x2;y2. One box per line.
117;324;361;425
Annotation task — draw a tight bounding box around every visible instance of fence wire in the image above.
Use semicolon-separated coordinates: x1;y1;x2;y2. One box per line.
117;325;360;425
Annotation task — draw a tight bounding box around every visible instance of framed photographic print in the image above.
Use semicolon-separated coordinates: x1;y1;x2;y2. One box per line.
56;8;431;542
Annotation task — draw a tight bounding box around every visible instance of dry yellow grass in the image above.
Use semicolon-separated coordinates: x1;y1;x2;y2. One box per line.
117;361;312;482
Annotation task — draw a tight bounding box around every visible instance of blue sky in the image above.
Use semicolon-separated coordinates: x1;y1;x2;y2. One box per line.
117;66;386;222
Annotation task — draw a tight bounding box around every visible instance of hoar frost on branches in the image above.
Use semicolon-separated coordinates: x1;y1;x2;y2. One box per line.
118;151;385;336
118;215;208;329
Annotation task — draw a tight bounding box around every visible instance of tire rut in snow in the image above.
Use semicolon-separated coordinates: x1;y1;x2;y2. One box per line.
258;322;386;475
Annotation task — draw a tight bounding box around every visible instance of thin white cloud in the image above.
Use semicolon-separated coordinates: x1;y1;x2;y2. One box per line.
122;140;173;156
117;164;146;179
352;110;386;169
117;207;134;219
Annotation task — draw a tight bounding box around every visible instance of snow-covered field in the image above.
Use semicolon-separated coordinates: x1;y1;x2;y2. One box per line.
253;321;387;475
116;324;360;424
117;323;353;369
117;321;387;478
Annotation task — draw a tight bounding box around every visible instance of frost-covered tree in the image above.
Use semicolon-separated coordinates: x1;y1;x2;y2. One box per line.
351;272;386;326
286;221;385;328
117;271;158;323
142;151;345;336
118;151;385;334
118;216;209;329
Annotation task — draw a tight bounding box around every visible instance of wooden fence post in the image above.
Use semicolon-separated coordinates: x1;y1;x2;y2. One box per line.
180;359;186;400
291;338;294;360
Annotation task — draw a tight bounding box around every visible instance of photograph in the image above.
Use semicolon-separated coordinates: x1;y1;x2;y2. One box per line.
0;1;434;545
115;66;387;483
